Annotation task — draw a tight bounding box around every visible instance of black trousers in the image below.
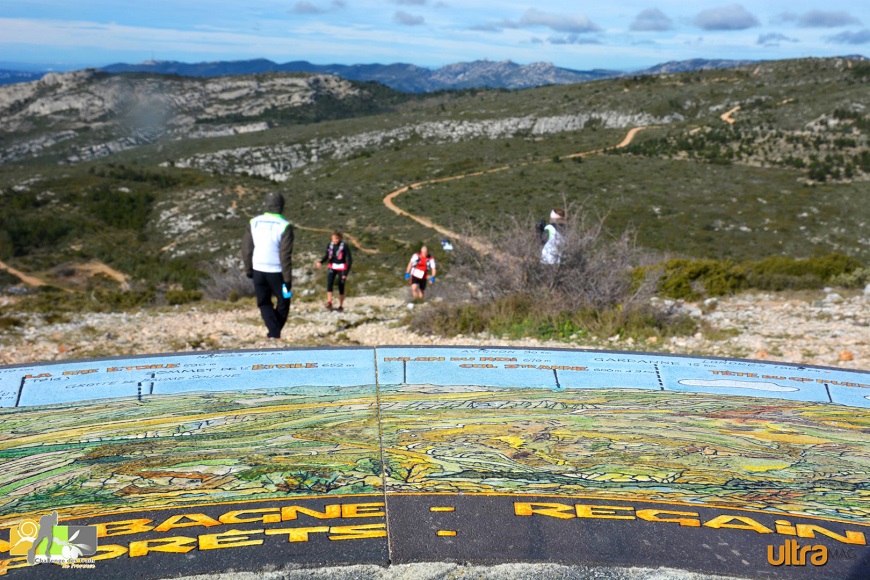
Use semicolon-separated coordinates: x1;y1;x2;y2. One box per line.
327;269;346;294
253;270;289;338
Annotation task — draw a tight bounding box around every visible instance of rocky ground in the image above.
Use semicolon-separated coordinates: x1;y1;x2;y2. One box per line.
1;287;868;370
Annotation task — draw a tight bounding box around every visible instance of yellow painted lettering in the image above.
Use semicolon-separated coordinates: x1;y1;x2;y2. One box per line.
575;505;636;520
635;509;700;527
264;526;329;542
153;513;222;533
775;520;796;536
95;518;154;538
281;505;342;521
703;516;772;534
341;503;386;518
1;556;28;572
199;529;265;550
514;502;575;519
795;524;866;545
24;373;51;379
220;508;281;525
128;536;197;557
328;524;387;541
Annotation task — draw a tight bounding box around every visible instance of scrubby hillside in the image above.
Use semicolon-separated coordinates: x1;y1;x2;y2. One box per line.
0;57;868;330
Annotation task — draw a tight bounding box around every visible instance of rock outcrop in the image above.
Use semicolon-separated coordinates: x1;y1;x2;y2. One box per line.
0;70;363;164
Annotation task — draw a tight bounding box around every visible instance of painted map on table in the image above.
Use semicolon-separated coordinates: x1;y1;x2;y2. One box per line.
1;347;868;578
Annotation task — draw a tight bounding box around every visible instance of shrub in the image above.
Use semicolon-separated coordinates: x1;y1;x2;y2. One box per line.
14;287;156;314
0;315;24;330
651;253;863;298
652;259;747;300
410;208;687;341
745;254;862;290
166;289;203;305
830;267;870;289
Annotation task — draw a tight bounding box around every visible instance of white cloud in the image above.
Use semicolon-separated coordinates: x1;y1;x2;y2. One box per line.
777;10;862;28
826;29;870;44
292;1;325;14
757;32;798;46
519;8;599;34
394;11;425;26
476;8;600;35
693;4;760;31
630;8;673;33
548;34;602;45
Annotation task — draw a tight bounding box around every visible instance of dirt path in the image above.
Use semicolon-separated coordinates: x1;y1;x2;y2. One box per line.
383;126;654;252
0;259;130;292
0;260;45;287
721;106;740;125
77;260;131;290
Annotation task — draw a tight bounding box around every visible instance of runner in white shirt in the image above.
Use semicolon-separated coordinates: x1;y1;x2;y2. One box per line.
242;192;294;339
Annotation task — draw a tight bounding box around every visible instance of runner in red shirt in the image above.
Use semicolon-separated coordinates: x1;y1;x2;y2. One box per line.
405;245;437;301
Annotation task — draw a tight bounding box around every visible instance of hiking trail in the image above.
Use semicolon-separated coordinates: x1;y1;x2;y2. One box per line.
383;126;654;252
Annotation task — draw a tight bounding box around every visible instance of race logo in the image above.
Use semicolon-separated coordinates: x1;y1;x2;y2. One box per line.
9;511;98;564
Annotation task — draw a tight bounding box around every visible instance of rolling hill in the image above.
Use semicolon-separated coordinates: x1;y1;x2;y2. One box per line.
0;56;868;304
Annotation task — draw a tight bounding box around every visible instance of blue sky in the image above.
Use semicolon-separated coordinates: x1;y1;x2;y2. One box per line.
1;1;868;71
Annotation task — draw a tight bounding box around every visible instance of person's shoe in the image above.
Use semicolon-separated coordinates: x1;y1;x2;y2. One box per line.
336;306;344;312
325;301;333;310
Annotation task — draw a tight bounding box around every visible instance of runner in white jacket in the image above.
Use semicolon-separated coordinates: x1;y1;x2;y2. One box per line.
242;192;294;339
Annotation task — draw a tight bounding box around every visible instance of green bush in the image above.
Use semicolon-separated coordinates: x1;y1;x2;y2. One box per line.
651;254;863;298
166;289;203;305
414;295;696;342
85;187;155;230
745;254;862;290
654;259;747;300
0;315;24;330
13;287;156;314
830;267;870;289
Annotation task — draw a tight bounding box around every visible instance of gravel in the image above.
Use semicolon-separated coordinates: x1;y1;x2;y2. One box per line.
1;289;867;370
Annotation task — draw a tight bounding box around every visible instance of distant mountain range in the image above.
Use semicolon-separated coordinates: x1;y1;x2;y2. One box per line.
99;58;760;92
4;55;867;92
98;58;624;92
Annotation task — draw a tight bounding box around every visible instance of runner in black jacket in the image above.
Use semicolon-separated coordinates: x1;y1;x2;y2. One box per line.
315;231;352;312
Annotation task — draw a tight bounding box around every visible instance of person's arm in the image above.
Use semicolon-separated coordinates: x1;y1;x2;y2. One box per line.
316;243;329;268
279;224;294;287
241;222;254;277
344;245;352;277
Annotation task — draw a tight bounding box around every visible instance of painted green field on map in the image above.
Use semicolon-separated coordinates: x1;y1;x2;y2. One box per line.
0;385;383;523
1;384;868;525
